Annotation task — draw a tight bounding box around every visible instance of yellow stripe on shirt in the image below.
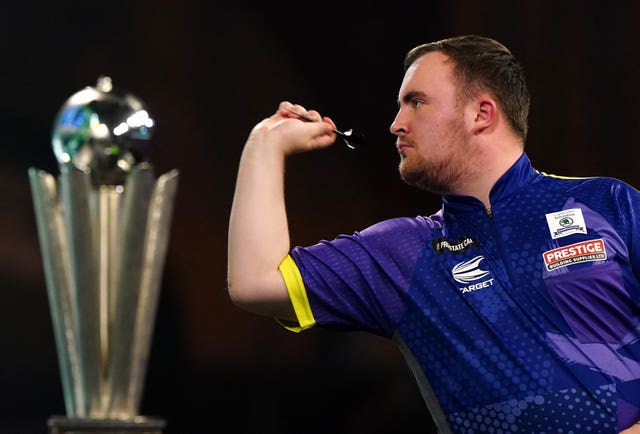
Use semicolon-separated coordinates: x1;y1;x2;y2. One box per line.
277;254;316;332
537;170;592;180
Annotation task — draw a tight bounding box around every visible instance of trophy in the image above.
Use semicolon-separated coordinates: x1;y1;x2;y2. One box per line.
29;76;178;433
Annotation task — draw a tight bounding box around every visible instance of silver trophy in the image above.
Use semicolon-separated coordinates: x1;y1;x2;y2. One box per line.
29;77;178;433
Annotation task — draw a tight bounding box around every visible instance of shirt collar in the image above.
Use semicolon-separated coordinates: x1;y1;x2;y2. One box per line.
442;152;540;213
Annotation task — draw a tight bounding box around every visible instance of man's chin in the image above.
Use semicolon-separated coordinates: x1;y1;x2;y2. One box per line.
400;172;428;192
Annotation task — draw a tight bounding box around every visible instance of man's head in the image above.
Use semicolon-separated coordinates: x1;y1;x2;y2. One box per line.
405;35;530;141
391;35;530;199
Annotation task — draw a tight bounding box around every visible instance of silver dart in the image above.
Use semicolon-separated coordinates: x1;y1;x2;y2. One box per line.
283;107;366;151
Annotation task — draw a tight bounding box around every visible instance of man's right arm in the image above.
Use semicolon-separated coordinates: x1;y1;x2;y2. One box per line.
227;101;337;321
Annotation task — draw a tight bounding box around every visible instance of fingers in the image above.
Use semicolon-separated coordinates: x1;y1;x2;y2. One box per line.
277;100;336;139
246;101;337;156
322;116;337;131
278;101;323;122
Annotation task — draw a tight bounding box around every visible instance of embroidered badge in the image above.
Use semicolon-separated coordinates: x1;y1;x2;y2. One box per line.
451;255;495;293
545;208;587;239
432;236;478;254
543;239;606;271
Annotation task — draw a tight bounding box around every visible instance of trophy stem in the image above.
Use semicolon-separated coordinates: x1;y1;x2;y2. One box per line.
60;165;104;418
106;167;179;418
129;170;179;413
97;184;124;411
31;164;178;425
28;168;80;416
107;165;154;418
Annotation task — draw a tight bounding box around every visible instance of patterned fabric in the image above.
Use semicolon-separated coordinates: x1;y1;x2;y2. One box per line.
284;152;640;433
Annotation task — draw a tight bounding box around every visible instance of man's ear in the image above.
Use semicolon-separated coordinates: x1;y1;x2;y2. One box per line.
470;98;497;135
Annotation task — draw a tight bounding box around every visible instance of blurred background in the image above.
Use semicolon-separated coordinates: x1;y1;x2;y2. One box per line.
2;1;640;433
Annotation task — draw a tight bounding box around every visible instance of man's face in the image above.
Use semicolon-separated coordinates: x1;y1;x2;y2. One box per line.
390;51;476;195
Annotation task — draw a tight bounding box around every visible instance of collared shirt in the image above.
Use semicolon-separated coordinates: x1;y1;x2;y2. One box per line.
279;152;640;433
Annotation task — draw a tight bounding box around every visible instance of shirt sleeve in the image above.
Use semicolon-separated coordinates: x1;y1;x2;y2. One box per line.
616;182;640;284
276;254;316;332
281;216;436;337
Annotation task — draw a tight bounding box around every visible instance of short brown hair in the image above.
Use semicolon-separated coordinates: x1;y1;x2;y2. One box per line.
405;35;530;141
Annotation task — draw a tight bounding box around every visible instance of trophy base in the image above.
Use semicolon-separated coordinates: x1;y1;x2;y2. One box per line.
47;416;166;434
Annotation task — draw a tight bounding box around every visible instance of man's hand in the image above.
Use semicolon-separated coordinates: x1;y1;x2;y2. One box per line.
246;101;338;157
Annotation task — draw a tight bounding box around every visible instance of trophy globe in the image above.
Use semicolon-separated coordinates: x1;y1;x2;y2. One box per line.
52;76;155;186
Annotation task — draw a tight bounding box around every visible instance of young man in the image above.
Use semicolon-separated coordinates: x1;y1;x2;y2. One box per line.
227;35;640;433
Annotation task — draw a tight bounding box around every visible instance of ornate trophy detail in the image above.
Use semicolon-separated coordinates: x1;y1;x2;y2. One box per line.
29;76;177;433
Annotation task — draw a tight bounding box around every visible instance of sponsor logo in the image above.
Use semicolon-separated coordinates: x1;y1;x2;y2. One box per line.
545;208;587;239
452;255;495;293
543;238;606;271
432;236;478;254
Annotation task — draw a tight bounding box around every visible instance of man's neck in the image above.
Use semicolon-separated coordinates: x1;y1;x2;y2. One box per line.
452;147;524;208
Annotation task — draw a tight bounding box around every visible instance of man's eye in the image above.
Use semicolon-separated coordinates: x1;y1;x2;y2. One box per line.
411;99;424;108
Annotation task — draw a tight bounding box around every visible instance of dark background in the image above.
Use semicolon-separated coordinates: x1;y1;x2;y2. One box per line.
2;1;640;433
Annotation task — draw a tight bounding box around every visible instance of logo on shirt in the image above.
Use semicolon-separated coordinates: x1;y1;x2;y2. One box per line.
452;255;495;293
545;208;587;239
432;236;478;254
543;238;607;271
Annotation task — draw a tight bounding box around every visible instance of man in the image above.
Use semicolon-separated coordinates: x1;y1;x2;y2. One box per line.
227;35;640;433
